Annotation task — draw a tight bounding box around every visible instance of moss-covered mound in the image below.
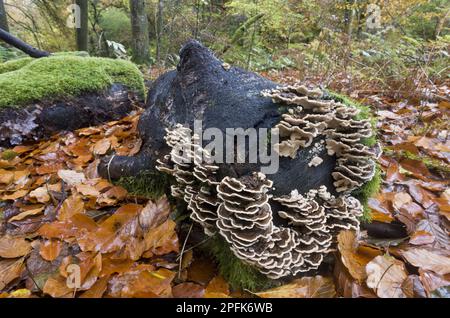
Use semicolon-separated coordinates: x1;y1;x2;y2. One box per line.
0;54;145;108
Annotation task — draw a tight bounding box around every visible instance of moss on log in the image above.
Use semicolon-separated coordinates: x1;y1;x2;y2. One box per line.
0;54;145;108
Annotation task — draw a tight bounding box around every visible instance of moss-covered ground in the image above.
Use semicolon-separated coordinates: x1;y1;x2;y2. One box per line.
0;53;145;108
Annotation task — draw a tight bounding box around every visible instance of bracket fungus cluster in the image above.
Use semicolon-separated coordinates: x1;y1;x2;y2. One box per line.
262;84;377;194
100;40;380;281
155;95;375;278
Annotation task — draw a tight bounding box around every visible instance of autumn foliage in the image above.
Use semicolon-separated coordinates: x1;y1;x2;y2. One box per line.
0;74;449;298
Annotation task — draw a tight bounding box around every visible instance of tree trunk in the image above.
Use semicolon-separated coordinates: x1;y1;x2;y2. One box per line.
130;0;150;64
434;8;450;39
0;28;50;58
156;0;164;64
344;0;355;38
0;0;8;32
75;0;89;51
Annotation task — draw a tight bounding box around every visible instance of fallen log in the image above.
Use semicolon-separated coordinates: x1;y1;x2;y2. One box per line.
99;40;380;286
0;54;145;147
0;28;50;58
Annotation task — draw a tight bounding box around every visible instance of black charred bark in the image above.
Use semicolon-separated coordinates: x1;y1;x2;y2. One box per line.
99;40;337;196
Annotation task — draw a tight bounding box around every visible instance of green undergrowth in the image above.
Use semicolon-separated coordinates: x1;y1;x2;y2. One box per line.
115;170;171;200
203;235;277;292
1;150;19;161
0;53;145;108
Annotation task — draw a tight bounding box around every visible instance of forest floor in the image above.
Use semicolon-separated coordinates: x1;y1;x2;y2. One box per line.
0;70;449;298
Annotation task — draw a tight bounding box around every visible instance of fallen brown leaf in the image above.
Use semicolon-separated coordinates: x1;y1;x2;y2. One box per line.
337;231;381;282
39;240;63;262
205;276;230;298
0;258;25;290
0;236;31;258
401;248;450;275
173;282;205;298
366;255;408;298
256;276;336;298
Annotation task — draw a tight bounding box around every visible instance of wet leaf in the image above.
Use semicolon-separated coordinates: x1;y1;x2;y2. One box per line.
79;276;110;298
401;275;427;298
8;205;45;222
416;219;449;249
409;230;435;245
58;194;85;221
57;170;86;186
205;276;230;298
0;236;31;258
43;274;73;298
256;276;336;298
93;139;111;156
39;240;63;262
0;169;14;185
419;270;450;297
108;266;175;298
173;282;205;298
400;248;450;275
28;187;50;203
334;258;376;298
337;231;381;282
366;255;408;298
0;258;25;290
139;196;171;231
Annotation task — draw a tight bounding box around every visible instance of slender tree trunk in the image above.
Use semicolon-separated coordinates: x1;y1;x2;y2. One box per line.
434;8;450;39
75;0;89;51
130;0;150;64
344;0;355;38
156;0;164;64
0;0;8;32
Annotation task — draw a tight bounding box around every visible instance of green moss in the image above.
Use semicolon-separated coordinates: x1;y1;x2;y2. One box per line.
324;90;382;221
324;90;378;146
0;57;33;74
0;54;145;108
116;170;171;199
1;150;18;161
204;235;276;292
352;165;382;222
0;52;90;75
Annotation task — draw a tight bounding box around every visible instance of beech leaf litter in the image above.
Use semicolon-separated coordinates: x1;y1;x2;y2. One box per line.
0;75;449;298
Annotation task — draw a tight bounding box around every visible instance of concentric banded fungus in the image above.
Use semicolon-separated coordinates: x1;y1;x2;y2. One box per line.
156;84;376;280
263;83;377;193
156;124;220;235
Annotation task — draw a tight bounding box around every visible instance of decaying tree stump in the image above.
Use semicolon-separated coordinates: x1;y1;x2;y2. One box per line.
99;40;380;281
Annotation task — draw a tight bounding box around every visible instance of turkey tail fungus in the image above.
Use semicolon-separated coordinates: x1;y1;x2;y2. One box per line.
98;40;381;289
